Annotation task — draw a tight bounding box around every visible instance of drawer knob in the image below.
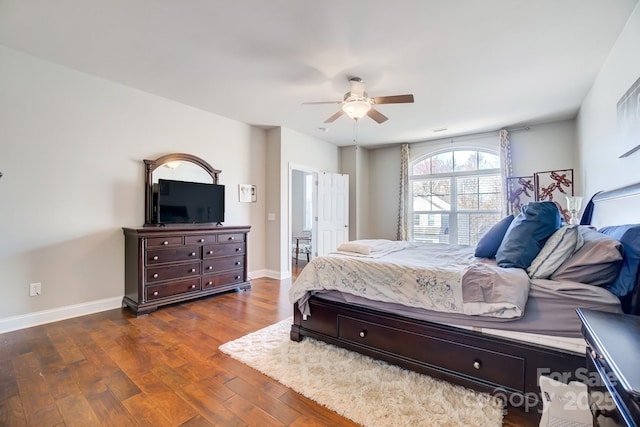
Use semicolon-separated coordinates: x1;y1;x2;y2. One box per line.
235;247;241;252
199;238;205;243
207;250;213;255
235;261;241;265
153;256;158;260
163;241;169;245
153;291;158;296
207;281;213;286
190;252;196;256
190;268;196;273
191;284;196;289
153;273;159;278
235;276;241;280
207;266;213;270
228;236;235;240
473;361;481;370
359;330;367;338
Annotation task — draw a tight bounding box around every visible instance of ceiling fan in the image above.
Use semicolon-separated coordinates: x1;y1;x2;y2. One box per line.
303;77;415;124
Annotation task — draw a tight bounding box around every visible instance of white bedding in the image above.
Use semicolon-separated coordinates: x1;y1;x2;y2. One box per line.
290;241;531;319
335;239;407;257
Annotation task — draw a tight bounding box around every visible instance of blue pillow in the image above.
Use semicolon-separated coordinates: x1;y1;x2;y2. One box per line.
474;215;514;258
598;224;640;297
496;201;562;269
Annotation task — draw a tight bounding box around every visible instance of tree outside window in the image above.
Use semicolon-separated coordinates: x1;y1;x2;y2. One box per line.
410;149;501;245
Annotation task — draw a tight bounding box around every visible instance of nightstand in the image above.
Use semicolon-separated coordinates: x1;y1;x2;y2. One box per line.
577;308;640;426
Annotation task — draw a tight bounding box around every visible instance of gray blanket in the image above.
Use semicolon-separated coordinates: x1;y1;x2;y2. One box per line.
289;241;530;319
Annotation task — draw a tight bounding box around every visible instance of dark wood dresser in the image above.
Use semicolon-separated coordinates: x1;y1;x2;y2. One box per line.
577;308;640;426
122;225;251;315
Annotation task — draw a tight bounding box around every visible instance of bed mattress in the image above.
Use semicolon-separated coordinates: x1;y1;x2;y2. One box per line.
310;275;622;345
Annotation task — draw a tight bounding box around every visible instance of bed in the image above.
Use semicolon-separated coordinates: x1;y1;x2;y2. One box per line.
289;181;640;418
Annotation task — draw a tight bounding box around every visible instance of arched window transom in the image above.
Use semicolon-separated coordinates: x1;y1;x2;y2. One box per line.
410;149;502;245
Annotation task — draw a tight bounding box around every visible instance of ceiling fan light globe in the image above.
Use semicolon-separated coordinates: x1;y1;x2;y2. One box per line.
342;100;371;120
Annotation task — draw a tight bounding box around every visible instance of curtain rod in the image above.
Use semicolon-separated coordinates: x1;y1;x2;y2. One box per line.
414;126;530;146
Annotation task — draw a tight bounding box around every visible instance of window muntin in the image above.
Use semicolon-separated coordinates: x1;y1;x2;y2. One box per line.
410;149;501;245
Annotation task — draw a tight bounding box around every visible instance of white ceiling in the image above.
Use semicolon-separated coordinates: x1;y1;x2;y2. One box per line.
0;0;637;147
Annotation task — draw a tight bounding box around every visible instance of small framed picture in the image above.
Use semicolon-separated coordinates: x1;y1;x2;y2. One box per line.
617;75;640;157
239;184;257;203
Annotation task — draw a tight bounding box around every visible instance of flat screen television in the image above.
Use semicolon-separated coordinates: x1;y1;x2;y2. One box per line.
155;179;225;224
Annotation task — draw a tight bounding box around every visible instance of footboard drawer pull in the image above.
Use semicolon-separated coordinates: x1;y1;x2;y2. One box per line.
359;330;367;338
473;360;481;370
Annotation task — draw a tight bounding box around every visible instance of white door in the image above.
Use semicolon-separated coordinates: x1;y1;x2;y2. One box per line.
314;172;349;256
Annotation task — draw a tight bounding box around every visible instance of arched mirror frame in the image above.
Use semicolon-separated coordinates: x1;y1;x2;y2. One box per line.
143;153;222;226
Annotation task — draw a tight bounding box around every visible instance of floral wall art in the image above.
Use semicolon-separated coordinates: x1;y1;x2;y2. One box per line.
507;169;574;222
506;176;534;216
534;169;574;222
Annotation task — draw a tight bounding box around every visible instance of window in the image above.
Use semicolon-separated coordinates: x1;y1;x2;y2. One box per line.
410;149;501;245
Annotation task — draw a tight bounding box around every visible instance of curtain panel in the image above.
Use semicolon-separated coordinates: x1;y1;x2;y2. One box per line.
499;129;513;216
397;143;410;240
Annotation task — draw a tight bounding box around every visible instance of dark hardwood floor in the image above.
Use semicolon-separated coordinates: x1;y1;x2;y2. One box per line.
0;260;535;426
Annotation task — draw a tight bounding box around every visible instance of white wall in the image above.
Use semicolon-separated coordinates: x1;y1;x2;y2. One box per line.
291;170;305;236
368;145;402;240
509;121;578;189
340;146;371;240
0;46;266;330
340;147;357;240
263;127;340;278
577;3;640;197
367;120;579;239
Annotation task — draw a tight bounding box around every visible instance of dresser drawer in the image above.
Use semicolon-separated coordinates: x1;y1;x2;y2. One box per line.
146;236;183;247
146;261;201;283
185;234;217;245
338;315;525;391
146;246;201;265
123;225;250;315
203;255;244;273
202;270;245;289
146;278;201;300
203;242;245;258
218;233;245;243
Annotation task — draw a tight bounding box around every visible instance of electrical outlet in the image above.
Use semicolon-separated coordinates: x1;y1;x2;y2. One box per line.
29;282;41;297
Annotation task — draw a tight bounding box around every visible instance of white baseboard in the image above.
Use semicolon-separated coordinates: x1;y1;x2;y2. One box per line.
1;270;293;334
0;296;123;334
249;269;291;280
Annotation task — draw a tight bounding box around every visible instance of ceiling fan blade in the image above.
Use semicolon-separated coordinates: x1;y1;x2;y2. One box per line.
324;110;345;123
367;108;388;124
372;94;414;105
301;100;342;105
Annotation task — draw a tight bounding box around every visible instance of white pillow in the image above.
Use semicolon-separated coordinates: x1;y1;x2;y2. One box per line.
527;225;584;279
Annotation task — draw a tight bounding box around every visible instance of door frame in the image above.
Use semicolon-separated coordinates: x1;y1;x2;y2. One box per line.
288;162;319;276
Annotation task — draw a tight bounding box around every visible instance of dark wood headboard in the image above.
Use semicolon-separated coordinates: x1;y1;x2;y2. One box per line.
590;181;640;316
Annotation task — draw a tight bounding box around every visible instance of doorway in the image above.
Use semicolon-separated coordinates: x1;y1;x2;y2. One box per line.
291;168;314;271
289;166;350;277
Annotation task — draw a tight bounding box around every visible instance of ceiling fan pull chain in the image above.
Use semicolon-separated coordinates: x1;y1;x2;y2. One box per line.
353;119;358;150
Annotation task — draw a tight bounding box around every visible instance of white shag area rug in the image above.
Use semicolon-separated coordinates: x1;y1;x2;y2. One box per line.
219;318;504;427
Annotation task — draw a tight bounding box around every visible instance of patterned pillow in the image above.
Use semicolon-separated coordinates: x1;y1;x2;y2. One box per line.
527;225;583;279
